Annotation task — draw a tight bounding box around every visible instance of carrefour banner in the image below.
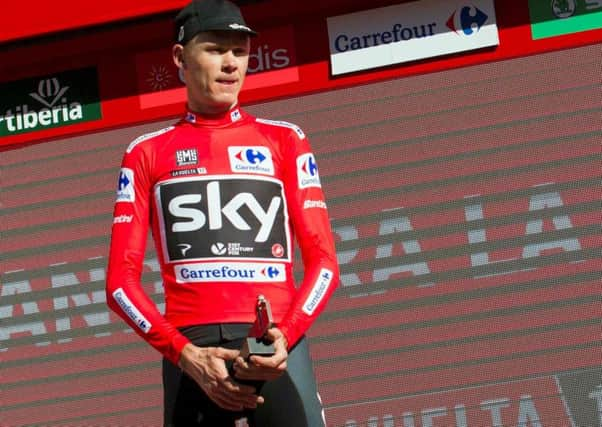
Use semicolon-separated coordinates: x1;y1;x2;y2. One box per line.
327;0;499;75
528;0;602;39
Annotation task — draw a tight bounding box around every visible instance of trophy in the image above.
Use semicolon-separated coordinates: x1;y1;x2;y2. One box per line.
240;295;275;359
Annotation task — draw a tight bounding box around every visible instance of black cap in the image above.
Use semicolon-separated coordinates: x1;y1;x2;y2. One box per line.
175;0;258;45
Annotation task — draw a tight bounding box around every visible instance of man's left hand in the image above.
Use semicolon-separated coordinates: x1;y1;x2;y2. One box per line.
232;327;288;381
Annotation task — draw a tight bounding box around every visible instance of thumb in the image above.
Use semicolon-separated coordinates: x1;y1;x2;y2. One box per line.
264;327;278;341
266;328;287;348
214;347;240;361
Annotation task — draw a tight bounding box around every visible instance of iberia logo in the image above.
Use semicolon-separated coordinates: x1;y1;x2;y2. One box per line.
0;68;102;137
446;5;489;35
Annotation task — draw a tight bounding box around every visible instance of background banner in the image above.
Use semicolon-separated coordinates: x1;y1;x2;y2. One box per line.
2;43;600;426
327;0;499;75
528;0;602;39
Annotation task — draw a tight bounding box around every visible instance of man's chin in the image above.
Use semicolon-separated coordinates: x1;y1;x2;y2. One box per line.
208;100;238;114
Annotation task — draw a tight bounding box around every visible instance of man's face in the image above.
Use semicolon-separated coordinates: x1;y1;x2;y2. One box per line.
175;31;250;115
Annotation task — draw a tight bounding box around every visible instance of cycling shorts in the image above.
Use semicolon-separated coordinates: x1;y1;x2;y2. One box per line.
163;324;326;427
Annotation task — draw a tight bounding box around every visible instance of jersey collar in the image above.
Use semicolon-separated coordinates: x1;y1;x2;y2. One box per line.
183;105;246;127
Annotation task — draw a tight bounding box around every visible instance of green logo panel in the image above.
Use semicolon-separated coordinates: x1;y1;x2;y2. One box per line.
528;0;602;39
0;67;102;137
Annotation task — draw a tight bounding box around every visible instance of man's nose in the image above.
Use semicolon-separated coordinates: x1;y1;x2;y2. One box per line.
222;51;238;72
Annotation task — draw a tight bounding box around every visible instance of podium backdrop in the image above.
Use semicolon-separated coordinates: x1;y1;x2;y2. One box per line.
2;42;601;426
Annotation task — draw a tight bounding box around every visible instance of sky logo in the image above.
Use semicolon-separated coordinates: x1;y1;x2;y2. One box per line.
297;153;321;189
116;168;135;202
229;146;274;175
447;5;489;35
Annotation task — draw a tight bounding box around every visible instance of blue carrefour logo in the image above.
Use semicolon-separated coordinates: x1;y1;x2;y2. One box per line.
116;168;135;203
297;153;321;189
263;266;280;279
245;149;266;165
118;171;130;191
303;155;318;177
229;146;275;175
447;5;488;35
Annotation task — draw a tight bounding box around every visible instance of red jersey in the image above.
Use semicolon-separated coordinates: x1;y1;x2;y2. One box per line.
106;107;339;365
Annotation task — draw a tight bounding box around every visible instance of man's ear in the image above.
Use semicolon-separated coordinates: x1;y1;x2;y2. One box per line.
172;44;186;69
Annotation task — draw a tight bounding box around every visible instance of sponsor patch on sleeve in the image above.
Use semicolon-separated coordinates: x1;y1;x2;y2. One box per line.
116;168;135;203
296;153;321;189
113;214;133;224
303;199;327;209
302;268;333;315
112;288;152;333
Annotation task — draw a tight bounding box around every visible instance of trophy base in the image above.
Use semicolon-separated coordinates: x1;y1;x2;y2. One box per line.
240;337;275;360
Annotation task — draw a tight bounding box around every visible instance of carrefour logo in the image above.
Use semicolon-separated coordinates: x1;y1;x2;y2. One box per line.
175;262;286;283
116;168;135;203
297;153;321;189
262;265;281;279
228;146;274;175
302;268;333;315
327;0;498;75
112;288;152;333
446;5;489;35
332;22;438;53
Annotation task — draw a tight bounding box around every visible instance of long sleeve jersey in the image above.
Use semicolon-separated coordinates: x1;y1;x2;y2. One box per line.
106;106;339;365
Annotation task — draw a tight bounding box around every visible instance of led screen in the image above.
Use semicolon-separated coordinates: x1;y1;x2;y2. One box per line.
1;43;601;426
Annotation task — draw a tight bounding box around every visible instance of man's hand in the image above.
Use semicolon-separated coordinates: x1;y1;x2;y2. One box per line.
178;343;264;411
232;327;289;381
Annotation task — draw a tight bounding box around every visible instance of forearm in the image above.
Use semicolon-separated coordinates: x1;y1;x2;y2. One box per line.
278;259;339;348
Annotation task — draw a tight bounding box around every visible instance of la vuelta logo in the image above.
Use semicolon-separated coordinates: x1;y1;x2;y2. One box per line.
0;67;102;136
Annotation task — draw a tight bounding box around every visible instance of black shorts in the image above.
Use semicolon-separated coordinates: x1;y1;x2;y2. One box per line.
163;324;326;427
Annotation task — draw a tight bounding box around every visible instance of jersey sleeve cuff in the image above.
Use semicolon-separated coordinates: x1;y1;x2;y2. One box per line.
167;333;192;365
278;323;300;351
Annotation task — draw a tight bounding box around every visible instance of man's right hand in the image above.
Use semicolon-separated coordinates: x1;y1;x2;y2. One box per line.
178;343;264;411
